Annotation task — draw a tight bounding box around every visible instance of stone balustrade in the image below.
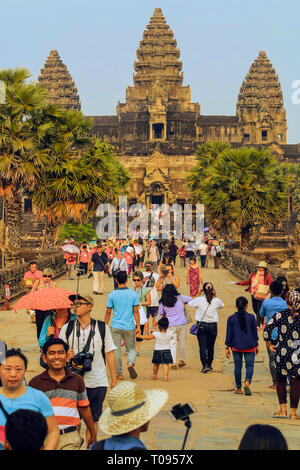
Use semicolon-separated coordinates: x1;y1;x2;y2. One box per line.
222;249;300;289
0;252;66;305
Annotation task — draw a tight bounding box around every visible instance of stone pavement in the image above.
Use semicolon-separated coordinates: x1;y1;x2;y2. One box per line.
1;259;299;450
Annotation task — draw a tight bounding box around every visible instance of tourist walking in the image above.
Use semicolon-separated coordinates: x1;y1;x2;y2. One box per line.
78;244;89;276
29;338;97;450
105;271;141;380
91;381;168;450
90;244;110;295
259;281;288;388
60;294;117;441
136;317;174;381
168;239;179;265
186;256;203;297
133;240;143;271
179;245;186;268
156;263;180;291
23;261;42;323
225;297;259;395
188;282;224;373
263;290;300;419
132;271;151;356
210;242;222;269
156;284;192;369
236;261;273;328
143;262;160;330
109;250;128;289
147;240;160;272
0;348;59;450
38;308;76;348
65;251;77;280
275;276;290;301
31;268;57;340
198;241;208;268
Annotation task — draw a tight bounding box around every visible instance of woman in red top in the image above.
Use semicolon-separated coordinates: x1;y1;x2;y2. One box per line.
236;261;272;329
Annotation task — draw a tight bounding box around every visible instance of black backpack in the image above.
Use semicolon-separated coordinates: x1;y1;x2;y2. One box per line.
65;319;106;364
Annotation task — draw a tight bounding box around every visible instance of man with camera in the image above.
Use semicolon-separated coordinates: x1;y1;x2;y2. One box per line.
155;264;180;291
59;294;117;443
29;338;97;450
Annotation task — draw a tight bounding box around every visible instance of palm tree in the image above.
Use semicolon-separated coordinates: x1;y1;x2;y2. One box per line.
188;145;288;250
0;68;49;248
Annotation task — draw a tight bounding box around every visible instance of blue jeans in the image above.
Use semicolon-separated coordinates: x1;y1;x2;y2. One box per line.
232;351;255;389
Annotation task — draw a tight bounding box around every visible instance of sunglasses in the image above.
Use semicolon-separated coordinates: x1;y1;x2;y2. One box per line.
133;279;142;282
43;274;52;278
74;301;90;306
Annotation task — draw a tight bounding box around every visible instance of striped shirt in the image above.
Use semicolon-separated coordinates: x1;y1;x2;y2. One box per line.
29;368;89;430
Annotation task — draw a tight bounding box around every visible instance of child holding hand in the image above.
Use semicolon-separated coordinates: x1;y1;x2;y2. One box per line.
136;317;174;381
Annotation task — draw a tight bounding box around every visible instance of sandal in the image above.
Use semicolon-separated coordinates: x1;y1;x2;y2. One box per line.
244;385;252;396
171;365;177;370
151;374;157;380
272;410;288;418
290;414;300;420
234;389;243;394
163;377;169;381
178;361;186;368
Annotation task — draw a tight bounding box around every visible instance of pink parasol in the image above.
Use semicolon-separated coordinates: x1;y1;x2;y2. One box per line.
14;287;78;311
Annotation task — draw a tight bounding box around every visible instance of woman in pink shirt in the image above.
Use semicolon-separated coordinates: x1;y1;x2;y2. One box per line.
78;245;89;276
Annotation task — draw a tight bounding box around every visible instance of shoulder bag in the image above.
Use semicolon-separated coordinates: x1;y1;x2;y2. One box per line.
189;302;210;335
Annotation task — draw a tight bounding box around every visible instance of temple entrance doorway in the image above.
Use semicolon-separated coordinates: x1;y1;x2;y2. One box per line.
151;195;164;205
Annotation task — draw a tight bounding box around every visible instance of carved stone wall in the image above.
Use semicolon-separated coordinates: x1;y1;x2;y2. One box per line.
222;249;300;289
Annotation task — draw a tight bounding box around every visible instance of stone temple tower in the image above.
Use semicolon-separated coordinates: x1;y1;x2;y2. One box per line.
117;7;200;142
38;50;81;111
236;50;287;145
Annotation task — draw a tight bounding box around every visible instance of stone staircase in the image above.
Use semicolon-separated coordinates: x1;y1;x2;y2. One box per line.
21;214;46;248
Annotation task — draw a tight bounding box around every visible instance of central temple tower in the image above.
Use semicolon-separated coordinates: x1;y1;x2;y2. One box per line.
117;8;200;142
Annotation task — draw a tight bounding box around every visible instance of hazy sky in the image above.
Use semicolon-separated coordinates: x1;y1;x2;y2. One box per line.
1;0;299;142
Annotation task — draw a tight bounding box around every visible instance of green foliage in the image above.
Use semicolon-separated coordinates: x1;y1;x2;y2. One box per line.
188;143;288;248
276;162;300;213
59;222;97;244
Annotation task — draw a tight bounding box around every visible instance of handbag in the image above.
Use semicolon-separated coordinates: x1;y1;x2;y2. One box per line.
179;296;193;324
189;303;210;335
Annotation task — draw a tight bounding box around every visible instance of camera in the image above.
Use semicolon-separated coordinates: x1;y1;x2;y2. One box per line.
161;268;169;277
169;403;196;421
75;265;85;277
68;351;94;376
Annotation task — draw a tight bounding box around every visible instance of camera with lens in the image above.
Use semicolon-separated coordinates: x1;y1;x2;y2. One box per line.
75;265;85;277
169;403;196;421
161;268;169;277
69;351;94;376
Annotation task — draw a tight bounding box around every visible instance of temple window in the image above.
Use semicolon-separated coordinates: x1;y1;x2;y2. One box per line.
262;130;268;141
278;133;282;142
243;133;250;143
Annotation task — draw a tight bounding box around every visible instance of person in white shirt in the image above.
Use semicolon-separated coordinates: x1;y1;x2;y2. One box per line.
109;250;128;289
142;262;160;330
133;240;143;271
59;294;117;443
188;282;224;373
198;242;208;268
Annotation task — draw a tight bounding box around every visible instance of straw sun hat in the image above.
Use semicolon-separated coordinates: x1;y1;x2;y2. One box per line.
256;261;268;269
99;382;168;436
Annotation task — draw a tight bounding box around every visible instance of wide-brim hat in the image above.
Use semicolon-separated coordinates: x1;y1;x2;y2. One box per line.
256;261;268;269
99;382;168;436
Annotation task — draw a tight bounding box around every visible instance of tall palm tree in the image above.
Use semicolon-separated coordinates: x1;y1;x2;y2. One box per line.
188;145;287;250
0;68;49;248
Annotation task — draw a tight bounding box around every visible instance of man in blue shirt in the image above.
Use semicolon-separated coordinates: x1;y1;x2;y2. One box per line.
260;281;288;388
105;271;140;381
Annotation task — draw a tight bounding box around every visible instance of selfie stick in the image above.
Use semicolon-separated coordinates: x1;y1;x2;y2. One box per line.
181;416;192;450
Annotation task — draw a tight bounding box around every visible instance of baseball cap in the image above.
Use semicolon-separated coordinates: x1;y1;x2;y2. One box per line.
68;294;94;305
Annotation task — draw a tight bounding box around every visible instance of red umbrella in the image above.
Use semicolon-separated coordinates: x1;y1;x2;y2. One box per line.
14;287;77;311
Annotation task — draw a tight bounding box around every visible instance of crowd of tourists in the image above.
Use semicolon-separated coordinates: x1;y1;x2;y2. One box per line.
0;234;299;451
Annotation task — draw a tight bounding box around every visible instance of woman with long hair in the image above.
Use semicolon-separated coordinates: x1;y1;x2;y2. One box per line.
156;284;192;369
264;290;300;419
186;256;203;297
275;276;290;301
188;282;224;373
38;308;76;348
225;297;259;395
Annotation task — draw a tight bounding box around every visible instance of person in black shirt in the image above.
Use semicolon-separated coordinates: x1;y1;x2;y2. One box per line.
90;245;109;295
